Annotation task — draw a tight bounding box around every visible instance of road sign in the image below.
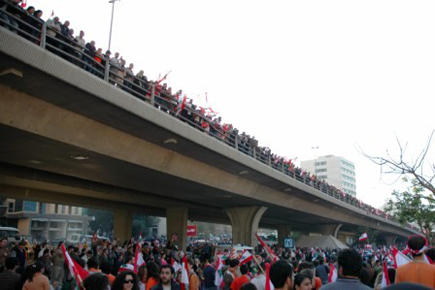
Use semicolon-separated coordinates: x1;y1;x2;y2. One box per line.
284;238;294;248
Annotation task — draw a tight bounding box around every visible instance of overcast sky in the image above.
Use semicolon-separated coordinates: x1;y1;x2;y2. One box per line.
31;0;435;208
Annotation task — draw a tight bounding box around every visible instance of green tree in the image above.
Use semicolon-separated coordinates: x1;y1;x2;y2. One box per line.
385;182;435;244
87;208;113;237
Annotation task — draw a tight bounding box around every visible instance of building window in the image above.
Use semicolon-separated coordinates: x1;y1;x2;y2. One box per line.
68;206;72;215
23;201;37;212
61;205;66;214
316;169;327;173
7;202;14;212
315;161;327;166
74;207;79;215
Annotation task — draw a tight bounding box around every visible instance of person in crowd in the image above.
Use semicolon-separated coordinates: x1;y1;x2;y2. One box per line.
87;257;101;274
124;63;135;91
51;246;64;289
202;255;216;290
223;259;239;290
231;264;250;290
315;258;329;285
187;257;200;290
10;240;26;275
113;271;140;290
395;235;435;288
83;272;110;290
270;260;294;290
137;264;147;290
293;272;314;290
101;261;116;286
153;265;180;290
93;48;104;76
84;40;97;74
146;261;160;290
22;262;50;290
250;263;266;290
0;257;21;290
0;237;9;271
319;249;371;290
240;283;257;290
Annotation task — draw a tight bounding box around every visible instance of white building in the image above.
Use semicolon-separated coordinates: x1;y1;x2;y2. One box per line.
301;155;357;196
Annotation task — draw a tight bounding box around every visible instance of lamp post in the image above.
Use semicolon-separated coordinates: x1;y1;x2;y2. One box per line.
108;0;120;51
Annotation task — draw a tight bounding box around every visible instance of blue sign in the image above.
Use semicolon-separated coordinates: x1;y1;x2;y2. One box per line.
284;238;294;248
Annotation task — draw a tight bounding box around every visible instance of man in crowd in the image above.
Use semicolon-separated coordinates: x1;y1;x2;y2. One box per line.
10;240;26;275
0;257;21;290
250;263;266;290
223;259;239;290
320;249;371;290
153;265;180;290
270;260;294;290
315;257;329;285
187;257;200;290
203;255;216;290
395;235;435;288
231;264;250;290
0;238;9;271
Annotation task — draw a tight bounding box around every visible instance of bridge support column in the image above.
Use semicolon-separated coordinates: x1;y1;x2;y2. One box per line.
277;225;292;247
166;207;188;251
319;223;342;238
385;235;398;246
114;209;133;242
226;206;267;246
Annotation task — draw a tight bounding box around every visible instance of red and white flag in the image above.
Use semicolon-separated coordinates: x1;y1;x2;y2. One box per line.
358;233;368;242
61;243;89;290
171;258;182;274
380;261;391;288
255;234;278;262
392;247;411;268
328;263;337;283
239;250;254;265
175;95;187;117
134;243;145;273
20;0;27;8
214;255;224;288
181;256;189;288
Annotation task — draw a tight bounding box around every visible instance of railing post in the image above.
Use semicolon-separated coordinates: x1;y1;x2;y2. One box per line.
234;135;238;150
268;155;271;166
40;22;47;49
151;84;155;106
104;61;110;82
252;146;256;159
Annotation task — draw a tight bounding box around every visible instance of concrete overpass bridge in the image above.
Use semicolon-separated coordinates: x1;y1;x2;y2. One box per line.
0;27;418;248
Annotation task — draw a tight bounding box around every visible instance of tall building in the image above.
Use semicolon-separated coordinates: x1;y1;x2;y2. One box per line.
1;199;92;243
300;155;357;196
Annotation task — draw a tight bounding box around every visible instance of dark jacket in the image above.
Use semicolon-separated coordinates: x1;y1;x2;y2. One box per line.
152;280;181;290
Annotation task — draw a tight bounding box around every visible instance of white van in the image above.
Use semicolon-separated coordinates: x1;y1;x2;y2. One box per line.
0;227;21;244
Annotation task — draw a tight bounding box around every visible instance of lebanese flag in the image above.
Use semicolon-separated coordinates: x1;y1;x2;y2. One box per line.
392;247;411;269
358;233;368;242
380;261;391;288
264;263;275;290
134;243;145;273
255;234;279;262
118;263;134;273
61;243;89;290
181;256;189;288
239;250;254;265
21;0;27;8
328;263;337;283
157;71;171;85
175;95;187;116
171;258;182;274
214;255;224;288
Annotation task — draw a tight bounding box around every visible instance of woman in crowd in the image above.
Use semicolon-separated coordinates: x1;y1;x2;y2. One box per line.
22;262;50;290
293;272;313;290
113;271;140;290
145;261;160;290
83;273;110;290
138;264;147;290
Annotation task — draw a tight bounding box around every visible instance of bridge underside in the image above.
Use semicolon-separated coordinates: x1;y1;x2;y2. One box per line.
0;33;417;243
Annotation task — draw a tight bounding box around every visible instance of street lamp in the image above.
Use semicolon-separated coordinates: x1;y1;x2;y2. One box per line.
108;0;121;51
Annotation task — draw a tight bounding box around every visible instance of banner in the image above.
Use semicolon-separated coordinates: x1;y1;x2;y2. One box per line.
187;225;198;236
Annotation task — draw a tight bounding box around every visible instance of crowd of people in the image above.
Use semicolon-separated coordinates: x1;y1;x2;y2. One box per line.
0;234;434;290
0;1;417;231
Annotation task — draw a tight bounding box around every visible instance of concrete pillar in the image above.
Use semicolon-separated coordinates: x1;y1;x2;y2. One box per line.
166;207;188;251
385;235;398;246
319;223;342;238
226;206;267;246
113;209;133;242
277;225;292;247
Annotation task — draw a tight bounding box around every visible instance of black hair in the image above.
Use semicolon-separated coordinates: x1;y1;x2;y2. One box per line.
270;260;294;288
240;264;248;275
87;258;99;270
241;283;258;290
230;259;239;268
100;261;113;275
25;263;42;282
297;262;313;273
83;273;109;290
112;271;139;290
407;235;426;257
293;272;312;289
146;261;160;281
5;257;18;270
160;264;175;275
337;249;363;277
425;248;435;262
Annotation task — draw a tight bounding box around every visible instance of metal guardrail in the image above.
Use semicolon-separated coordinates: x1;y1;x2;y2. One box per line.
0;4;417;232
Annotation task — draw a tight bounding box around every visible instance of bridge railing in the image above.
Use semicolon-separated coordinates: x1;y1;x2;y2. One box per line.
0;6;416;232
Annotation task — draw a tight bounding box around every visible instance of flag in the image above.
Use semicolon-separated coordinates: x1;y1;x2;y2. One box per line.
181;256;189;288
157;71;171;85
134;243;145;273
328;263;337;283
21;0;27;8
214;255;224;287
61;243;89;290
171;258;182;274
255;234;278;262
265;263;271;290
175;95;187;117
359;233;368;242
392;247;411;269
380;261;390;288
119;263;134;273
229;248;236;259
239;250;254;265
